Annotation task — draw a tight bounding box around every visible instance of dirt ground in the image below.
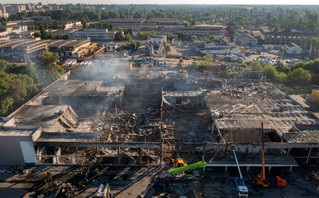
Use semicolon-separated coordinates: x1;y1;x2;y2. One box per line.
1;165;319;198
0;165;158;198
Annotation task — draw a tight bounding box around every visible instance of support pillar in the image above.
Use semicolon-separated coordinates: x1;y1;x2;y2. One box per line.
306;148;312;165
37;146;45;163
290;166;293;172
53;147;61;164
75;148;79;164
246;166;250;171
117;147;121;164
224;144;228;155
268;166;271;172
225;166;228;171
138;148;141;164
287;148;291;156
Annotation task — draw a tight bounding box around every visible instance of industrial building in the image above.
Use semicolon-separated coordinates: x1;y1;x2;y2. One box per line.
148;35;167;45
265;32;319;47
181;25;226;39
235;30;258;46
69;29;115;43
0;38;50;62
285;42;303;55
48;39;92;60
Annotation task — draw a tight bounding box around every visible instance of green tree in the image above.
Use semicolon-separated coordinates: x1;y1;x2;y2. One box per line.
38;51;60;73
53;21;58;29
287;68;312;85
108;24;114;31
125;33;132;41
7;62;39;83
127;27;133;35
276;62;290;74
250;61;263;71
115;28;125;41
209;35;216;41
0;60;8;71
33;32;41;37
229;29;235;42
0;71;38;115
263;64;277;80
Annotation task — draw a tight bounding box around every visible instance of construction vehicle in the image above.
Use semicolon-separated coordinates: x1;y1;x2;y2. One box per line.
256;122;269;188
275;176;287;187
162;161;206;181
231;146;249;198
171;158;187;168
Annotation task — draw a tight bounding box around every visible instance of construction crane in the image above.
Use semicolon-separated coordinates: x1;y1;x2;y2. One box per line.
256;122;269;188
231;146;249;198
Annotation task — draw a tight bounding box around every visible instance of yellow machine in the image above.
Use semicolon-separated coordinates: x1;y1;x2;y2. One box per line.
256;122;269;188
171;158;187;168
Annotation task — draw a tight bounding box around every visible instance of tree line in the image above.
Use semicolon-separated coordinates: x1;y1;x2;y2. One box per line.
0;51;64;116
245;59;319;85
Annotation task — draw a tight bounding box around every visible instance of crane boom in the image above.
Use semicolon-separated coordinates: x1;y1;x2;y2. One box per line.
232;146;249;198
256;121;269;187
168;161;206;175
233;149;243;180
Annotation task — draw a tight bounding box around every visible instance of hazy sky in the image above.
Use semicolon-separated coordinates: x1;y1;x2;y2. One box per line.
2;0;319;5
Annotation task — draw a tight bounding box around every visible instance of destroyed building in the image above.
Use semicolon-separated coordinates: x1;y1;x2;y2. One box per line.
1;61;319;167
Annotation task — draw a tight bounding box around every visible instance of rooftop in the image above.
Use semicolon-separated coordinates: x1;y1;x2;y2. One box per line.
48;40;75;48
0;126;39;137
62;39;90;48
204;80;319;137
286;42;301;48
12;105;78;132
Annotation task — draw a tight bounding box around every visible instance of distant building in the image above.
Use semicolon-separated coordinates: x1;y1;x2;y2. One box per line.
50;4;60;10
265;32;319;47
285;43;302;55
106;43;119;52
262;44;274;50
64;21;82;30
181;25;225;39
102;18;151;30
0;39;49;62
69;29;115;43
0;4;6;14
235;30;258;46
148;35;167;45
195;39;240;55
0;27;12;37
146;18;185;29
48;39;92;59
11;25;28;34
199;45;240;55
251;30;263;38
51;29;76;39
5;4;23;14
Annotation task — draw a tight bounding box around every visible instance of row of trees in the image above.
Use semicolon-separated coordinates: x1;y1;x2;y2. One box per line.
3;5;319;34
306;39;319;56
246;59;319;85
120;41;141;52
0;60;38;115
0;51;64;116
